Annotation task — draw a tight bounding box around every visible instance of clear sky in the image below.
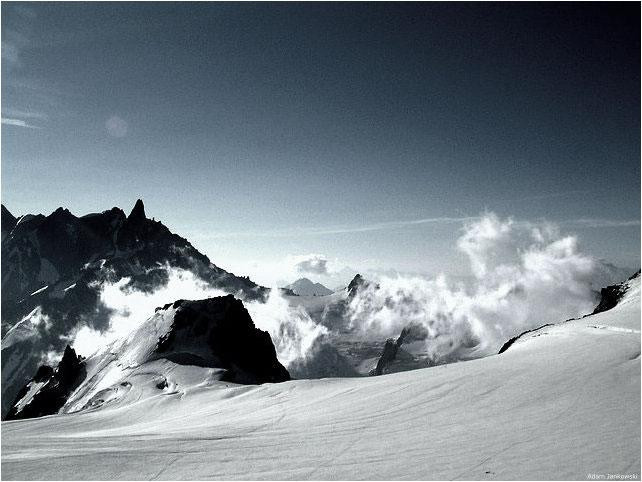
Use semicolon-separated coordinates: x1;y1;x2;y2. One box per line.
2;2;640;286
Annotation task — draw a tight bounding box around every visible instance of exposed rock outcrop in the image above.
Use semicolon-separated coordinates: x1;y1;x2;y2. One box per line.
370;324;431;376
1;200;266;418
6;346;86;420
155;295;290;384
347;274;367;298
592;270;640;315
1;204;17;241
497;324;554;355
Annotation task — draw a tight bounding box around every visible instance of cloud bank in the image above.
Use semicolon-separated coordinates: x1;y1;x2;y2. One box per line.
293;254;329;275
347;213;599;363
71;267;325;368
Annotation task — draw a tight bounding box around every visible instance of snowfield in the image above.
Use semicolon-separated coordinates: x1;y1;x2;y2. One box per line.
1;278;640;480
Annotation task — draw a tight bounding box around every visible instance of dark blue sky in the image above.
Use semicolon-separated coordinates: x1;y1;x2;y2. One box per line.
2;2;639;284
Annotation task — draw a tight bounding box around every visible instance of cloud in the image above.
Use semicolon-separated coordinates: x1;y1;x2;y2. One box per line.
294;254;329;275
347;212;599;364
191;212;638;242
1;109;47;129
190;216;477;240
245;287;327;366
562;218;640;228
2;108;48;120
105;115;128;138
1;118;40;128
71;266;325;368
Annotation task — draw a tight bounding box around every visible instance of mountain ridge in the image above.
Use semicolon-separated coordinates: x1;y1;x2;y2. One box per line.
0;199;266;418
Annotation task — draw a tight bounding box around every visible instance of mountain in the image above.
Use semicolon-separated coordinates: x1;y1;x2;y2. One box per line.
0;200;265;418
5;345;86;421
285;278;333;296
347;273;379;298
2;276;639;479
283;274;397;378
592;270;641;315
1;204;17;242
6;295;290;419
369;323;432;376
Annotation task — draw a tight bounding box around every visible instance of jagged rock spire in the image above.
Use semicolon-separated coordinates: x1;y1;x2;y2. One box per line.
128;199;146;222
1;204;16;224
1;204;17;239
347;274;365;298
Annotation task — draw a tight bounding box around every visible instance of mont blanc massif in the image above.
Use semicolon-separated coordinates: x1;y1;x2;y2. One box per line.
1;200;639;480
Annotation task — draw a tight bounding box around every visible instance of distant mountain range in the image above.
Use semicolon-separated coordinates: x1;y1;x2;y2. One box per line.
285;278;333;296
2;200;638;421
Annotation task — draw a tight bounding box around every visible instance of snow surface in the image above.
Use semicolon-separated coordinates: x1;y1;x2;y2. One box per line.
1;278;640;480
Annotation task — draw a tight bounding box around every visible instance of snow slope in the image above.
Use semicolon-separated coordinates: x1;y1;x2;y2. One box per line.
2;278;640;480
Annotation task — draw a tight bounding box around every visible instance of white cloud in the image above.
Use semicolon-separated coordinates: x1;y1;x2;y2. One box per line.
347;212;599;364
71;267;325;368
1;117;40;128
293;254;329;275
189;216;477;239
2;108;47;120
245;287;327;366
562;218;640;228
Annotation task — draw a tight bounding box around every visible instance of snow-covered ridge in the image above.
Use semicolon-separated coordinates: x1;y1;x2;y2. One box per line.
6;295;290;419
2;277;638;480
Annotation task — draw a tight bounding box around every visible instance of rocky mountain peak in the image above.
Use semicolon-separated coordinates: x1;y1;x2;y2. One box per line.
592;269;641;315
5;344;87;421
347;274;363;295
127;199;146;223
1;204;17;240
156;295;290;384
1;200;264;418
58;345;84;382
286;278;333;296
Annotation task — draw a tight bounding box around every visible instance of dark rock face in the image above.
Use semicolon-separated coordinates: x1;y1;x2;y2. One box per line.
156;295;290;384
1;204;17;241
6;346;86;420
497;324;554;355
592;270;640;315
128;199;146;225
371;338;401;376
347;274;366;298
370;324;431;376
1;200;265;418
2;199;264;329
592;285;626;315
347;273;379;299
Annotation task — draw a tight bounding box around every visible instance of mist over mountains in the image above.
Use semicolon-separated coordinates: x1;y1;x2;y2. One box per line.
1;200;264;417
1;200;637;421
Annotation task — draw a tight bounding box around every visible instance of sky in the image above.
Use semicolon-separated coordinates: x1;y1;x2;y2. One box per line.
2;2;640;286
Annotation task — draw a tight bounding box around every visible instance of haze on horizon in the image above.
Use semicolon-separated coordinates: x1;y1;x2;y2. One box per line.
1;2;640;286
